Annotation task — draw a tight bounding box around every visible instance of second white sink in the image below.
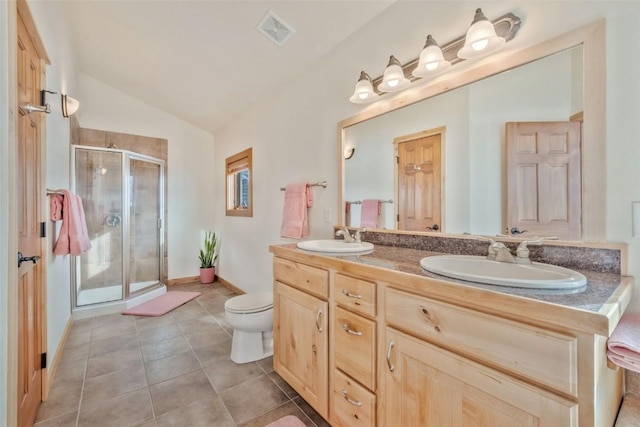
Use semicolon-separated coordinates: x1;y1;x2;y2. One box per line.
297;240;373;254
420;255;587;290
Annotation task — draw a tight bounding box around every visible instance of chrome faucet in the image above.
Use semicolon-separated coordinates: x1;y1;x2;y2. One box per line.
477;236;516;263
492;242;517;263
354;228;368;243
515;236;558;264
335;228;355;243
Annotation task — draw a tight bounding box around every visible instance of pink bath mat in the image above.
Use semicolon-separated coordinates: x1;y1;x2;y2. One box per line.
122;291;201;316
266;415;307;427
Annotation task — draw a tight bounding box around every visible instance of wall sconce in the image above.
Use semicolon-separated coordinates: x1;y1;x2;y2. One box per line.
344;147;355;160
61;94;80;118
457;8;506;59
349;9;521;104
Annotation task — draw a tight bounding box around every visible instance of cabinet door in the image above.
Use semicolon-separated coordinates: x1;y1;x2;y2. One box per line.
383;328;578;427
274;281;329;417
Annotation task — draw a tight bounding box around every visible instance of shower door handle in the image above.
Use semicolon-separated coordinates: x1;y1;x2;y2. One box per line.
18;252;41;268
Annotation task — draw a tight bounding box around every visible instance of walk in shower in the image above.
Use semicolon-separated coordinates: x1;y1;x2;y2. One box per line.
71;145;165;316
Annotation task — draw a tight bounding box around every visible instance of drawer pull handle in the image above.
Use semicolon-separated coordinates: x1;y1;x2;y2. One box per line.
386;340;395;372
315;308;323;333
342;289;362;299
341;323;363;336
341;389;363;407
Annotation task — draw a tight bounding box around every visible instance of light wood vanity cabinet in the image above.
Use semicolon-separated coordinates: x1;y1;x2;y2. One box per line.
270;246;630;427
383;327;578;426
273;258;329;417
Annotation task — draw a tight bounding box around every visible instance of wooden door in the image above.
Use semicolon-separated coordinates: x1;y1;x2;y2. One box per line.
274;281;329;418
383;328;578;426
396;132;442;231
506;122;582;240
17;10;45;427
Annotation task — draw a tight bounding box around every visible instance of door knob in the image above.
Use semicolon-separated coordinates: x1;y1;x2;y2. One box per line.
18;252;41;267
426;224;439;231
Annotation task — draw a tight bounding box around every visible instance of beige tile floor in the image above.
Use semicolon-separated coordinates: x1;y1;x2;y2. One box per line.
34;282;330;427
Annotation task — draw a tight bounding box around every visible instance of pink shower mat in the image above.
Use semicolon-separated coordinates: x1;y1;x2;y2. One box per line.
122;291;201;316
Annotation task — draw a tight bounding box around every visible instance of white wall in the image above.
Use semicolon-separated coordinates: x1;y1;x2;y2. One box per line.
28;0;80;376
214;0;640;316
77;74;216;279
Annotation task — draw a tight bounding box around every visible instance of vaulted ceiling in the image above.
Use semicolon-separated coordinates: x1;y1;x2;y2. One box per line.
61;1;396;133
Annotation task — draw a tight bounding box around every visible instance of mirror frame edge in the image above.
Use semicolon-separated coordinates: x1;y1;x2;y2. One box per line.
337;19;606;241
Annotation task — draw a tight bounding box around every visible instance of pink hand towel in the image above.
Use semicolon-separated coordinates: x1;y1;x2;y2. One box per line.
360;199;380;229
607;313;640;373
53;190;92;256
50;194;64;221
280;183;312;239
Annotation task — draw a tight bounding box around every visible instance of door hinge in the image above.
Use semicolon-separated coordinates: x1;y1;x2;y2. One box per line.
40;222;46;238
396;156;399;164
397;214;400;222
40;352;47;369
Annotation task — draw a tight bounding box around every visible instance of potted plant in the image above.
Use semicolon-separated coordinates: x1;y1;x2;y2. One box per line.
198;231;218;284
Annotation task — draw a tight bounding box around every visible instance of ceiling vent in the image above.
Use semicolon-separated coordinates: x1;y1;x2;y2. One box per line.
257;10;295;47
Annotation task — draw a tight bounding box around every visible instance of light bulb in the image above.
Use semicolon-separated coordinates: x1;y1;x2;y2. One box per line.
358;92;369;100
425;61;439;71
387;79;399;88
472;39;489;51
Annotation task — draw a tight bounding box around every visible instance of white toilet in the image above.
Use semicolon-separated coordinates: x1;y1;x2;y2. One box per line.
224;292;274;364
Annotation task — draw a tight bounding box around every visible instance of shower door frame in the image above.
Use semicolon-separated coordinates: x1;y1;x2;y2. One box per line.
70;145;165;309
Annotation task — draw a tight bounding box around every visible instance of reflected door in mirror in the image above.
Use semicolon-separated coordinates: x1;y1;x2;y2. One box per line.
396;131;442;231
506;121;581;240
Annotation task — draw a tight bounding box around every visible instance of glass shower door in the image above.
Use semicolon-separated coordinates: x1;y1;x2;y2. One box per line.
128;156;162;294
74;148;124;306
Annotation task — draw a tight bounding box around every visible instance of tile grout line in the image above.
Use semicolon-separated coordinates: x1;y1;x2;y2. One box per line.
133;312;159;425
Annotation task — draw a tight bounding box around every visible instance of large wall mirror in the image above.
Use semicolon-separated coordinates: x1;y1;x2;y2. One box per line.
338;20;606;241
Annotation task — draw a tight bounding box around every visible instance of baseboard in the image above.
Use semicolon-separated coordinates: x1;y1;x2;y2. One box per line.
43;316;73;400
166;276;199;286
217;276;245;295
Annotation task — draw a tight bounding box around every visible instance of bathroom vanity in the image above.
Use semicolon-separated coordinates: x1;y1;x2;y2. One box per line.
270;238;633;427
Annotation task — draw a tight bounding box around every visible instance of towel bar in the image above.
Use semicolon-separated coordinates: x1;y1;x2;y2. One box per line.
346;199;393;205
280;181;327;191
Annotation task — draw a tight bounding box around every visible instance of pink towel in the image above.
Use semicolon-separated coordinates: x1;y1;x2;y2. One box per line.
607;313;640;372
53;190;92;256
280;183;312;239
360;199;380;228
50;194;64;221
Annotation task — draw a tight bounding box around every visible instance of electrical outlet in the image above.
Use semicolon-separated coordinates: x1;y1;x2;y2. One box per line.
324;207;332;223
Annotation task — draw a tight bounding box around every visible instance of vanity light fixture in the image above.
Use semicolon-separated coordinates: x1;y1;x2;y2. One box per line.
344;147;355;160
378;55;411;93
61;94;80;118
348;9;520;104
349;71;379;104
412;35;451;78
457;8;506;59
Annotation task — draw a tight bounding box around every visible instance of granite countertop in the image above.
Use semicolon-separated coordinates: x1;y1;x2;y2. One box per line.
286;244;629;315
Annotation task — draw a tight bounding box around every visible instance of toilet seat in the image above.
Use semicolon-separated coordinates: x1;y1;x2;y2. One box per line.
225;292;273;314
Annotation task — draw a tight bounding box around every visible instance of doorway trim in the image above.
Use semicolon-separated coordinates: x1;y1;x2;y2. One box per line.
393;126;446;232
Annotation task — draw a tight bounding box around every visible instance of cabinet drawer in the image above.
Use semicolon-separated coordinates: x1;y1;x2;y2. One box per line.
333;369;376;427
273;257;328;299
334;306;376;391
334;274;376;318
385;287;578;397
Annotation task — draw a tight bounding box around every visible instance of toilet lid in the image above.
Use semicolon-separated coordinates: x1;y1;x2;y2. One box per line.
225;292;273;314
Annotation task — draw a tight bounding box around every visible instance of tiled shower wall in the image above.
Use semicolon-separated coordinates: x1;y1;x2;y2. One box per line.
71;117;168;285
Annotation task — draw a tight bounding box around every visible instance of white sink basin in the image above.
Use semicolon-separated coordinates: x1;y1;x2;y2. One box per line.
297;240;374;254
420;255;587;290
